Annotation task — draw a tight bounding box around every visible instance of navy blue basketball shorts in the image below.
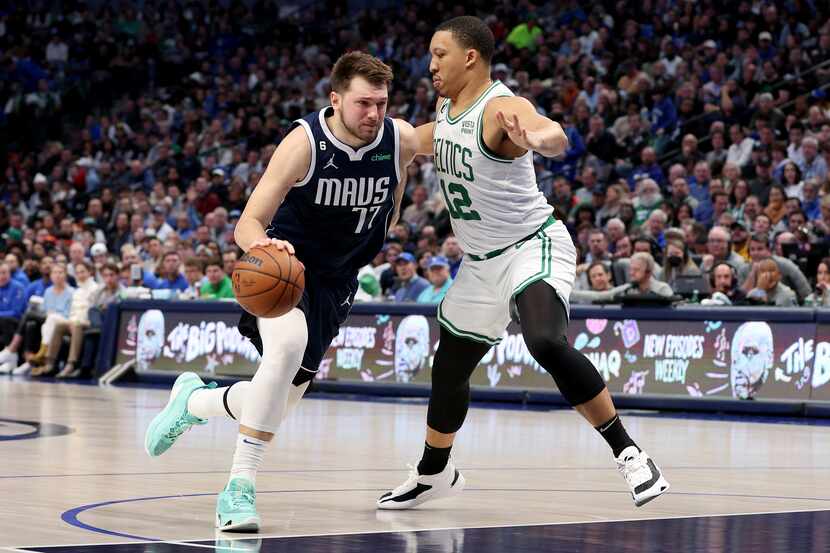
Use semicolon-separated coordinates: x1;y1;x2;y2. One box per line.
238;273;358;386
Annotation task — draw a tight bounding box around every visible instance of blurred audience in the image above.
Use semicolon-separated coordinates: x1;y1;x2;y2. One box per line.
1;1;830;380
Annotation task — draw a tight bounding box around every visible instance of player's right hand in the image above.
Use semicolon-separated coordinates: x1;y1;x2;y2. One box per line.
248;237;295;255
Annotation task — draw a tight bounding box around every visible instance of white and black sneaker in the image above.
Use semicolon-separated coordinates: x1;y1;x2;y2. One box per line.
616;446;670;506
377;459;465;510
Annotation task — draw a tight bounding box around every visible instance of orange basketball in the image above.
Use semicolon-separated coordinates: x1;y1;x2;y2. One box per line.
232;244;305;318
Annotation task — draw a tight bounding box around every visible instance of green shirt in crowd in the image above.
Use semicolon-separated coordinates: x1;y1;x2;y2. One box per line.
200;275;235;299
506;22;543;50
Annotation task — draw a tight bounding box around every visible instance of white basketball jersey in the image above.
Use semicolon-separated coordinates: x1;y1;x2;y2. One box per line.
433;80;552;257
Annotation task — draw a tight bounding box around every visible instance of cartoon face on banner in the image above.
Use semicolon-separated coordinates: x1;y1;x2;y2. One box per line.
730;321;774;399
394;315;430;383
136;309;165;371
115;304;819;401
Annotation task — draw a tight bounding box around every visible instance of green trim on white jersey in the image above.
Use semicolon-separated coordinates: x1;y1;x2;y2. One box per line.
445;81;501;125
433;81;553;258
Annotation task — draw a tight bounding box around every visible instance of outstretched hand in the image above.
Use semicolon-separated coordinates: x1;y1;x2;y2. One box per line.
497;111;542;152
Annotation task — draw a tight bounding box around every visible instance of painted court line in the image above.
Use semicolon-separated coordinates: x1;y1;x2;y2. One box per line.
4;464;830;480
7;540;221;551
181;506;830;542
14;506;830;549
164;542;224;550
53;487;830;546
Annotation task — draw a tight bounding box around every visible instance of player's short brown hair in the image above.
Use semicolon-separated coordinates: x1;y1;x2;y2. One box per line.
330;51;393;93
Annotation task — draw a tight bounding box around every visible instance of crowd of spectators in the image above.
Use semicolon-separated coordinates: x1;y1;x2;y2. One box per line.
1;1;830;377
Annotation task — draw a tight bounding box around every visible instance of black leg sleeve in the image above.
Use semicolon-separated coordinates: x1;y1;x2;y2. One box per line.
515;281;607;406
426;326;492;434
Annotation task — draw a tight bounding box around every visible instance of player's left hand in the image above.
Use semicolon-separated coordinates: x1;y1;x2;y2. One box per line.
497;111;543;152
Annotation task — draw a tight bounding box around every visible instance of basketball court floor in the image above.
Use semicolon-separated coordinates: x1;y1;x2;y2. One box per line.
1;379;829;552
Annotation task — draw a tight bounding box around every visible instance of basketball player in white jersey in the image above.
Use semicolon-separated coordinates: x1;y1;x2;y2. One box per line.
378;16;669;510
145;52;423;532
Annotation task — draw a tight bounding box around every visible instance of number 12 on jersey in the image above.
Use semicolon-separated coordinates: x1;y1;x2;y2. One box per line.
352;206;382;233
440;179;481;220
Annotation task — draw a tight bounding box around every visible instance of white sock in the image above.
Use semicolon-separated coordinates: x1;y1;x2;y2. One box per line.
221;383;309;489
229;433;268;487
187;381;251;420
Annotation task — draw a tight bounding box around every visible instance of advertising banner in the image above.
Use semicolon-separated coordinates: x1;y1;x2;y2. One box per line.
805;323;830;401
565;318;812;400
114;303;821;402
320;315;813;401
115;307;260;377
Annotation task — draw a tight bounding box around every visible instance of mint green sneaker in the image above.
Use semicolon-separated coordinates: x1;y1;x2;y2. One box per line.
216;478;261;532
144;372;216;457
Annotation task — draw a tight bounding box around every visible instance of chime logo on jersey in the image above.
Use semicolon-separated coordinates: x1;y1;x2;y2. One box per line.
314;177;390;207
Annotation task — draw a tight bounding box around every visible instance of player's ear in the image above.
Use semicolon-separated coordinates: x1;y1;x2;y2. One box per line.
330;90;340;109
465;49;477;69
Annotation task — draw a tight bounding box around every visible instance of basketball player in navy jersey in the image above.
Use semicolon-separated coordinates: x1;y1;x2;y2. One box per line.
144;52;422;532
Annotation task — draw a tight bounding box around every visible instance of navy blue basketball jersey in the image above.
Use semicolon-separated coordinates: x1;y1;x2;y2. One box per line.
267;107;401;277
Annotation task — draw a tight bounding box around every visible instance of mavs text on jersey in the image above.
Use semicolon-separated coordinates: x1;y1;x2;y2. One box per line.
266;106;402;278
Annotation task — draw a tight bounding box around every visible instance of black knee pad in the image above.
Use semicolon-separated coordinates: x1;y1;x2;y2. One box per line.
425;328;493;435
525;332;606;406
427;364;472;434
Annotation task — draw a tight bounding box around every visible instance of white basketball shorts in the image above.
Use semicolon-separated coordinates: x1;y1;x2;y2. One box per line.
437;218;576;345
